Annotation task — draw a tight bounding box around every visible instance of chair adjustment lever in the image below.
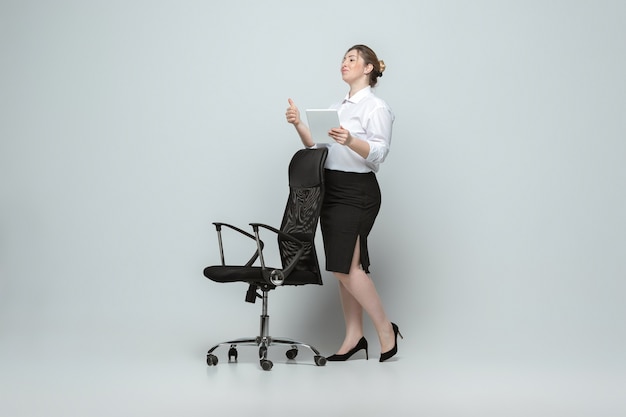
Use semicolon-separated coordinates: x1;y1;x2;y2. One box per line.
245;284;258;303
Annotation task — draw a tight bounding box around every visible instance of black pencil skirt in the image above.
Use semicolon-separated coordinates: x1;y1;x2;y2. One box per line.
320;169;382;274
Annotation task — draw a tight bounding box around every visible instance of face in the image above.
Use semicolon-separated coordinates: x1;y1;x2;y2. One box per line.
341;49;372;85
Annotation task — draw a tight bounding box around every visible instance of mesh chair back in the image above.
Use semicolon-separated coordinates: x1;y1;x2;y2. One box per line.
278;148;327;284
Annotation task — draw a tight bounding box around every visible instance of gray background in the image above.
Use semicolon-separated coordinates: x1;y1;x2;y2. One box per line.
1;0;625;415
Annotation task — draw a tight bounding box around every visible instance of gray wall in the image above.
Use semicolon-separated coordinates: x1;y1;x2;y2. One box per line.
1;0;625;372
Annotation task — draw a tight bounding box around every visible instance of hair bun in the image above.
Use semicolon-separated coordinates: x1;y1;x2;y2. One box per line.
378;60;386;77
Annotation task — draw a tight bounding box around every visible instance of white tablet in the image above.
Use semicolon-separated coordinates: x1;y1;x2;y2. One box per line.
305;109;340;143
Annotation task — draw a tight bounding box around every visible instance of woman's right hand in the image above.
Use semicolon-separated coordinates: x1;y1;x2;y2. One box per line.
286;98;314;147
285;98;301;126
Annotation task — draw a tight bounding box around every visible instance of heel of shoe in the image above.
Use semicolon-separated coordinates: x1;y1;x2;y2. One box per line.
357;337;369;361
380;322;402;363
395;324;404;340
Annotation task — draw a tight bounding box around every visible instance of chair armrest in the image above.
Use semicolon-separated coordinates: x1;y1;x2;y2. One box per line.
249;223;307;244
249;223;307;286
212;222;264;267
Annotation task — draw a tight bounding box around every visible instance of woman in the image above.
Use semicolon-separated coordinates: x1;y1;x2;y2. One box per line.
285;44;402;362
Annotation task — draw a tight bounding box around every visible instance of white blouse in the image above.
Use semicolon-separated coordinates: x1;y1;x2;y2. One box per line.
315;86;394;173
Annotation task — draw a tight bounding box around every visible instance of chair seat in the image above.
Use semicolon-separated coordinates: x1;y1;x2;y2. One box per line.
203;265;320;286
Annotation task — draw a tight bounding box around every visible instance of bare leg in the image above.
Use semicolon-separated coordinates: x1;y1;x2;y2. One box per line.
333;237;395;354
334;282;364;354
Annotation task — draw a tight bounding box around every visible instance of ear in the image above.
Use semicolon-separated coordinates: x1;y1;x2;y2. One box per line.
364;63;374;75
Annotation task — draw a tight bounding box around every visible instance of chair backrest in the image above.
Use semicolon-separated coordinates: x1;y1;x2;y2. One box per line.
278;148;328;285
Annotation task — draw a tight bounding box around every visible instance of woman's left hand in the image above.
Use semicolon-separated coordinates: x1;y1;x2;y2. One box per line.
328;126;353;146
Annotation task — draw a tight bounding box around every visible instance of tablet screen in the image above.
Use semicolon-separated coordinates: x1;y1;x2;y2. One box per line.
305;109;340;143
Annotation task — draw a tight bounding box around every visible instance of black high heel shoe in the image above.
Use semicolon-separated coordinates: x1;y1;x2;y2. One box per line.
379;322;403;362
326;337;369;361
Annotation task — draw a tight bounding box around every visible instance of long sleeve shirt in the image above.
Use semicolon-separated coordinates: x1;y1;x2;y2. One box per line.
320;86;394;173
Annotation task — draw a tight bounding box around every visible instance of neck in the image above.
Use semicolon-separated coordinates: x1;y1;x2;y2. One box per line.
348;83;369;98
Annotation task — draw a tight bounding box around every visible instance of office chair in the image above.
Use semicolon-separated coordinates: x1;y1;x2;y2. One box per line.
203;147;328;371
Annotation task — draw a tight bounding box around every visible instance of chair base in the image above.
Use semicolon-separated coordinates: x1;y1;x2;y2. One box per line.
205;289;327;371
206;335;327;370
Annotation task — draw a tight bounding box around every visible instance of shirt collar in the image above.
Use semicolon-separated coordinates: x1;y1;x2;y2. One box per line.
342;86;372;104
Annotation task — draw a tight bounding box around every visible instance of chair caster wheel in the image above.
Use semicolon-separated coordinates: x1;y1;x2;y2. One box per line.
207;354;218;366
228;346;238;362
286;348;298;360
260;359;273;371
314;355;327;366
